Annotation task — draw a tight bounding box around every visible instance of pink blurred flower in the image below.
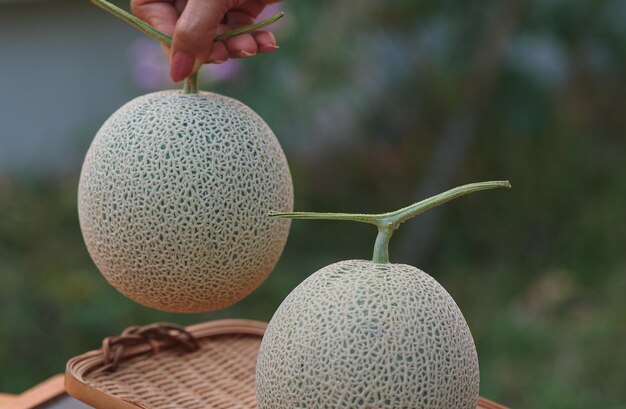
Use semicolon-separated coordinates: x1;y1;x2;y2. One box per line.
128;37;169;90
199;60;242;84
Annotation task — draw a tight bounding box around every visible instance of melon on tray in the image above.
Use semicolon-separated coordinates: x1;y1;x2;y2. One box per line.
256;181;511;408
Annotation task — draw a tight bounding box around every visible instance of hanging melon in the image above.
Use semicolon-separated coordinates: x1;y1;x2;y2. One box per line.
79;0;291;313
256;181;511;408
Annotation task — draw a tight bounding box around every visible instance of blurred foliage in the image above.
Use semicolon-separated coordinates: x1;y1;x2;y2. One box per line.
1;0;626;408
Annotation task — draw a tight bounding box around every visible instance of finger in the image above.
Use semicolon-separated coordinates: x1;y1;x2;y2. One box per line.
173;0;187;14
170;0;230;81
204;23;233;64
131;0;180;36
207;42;229;63
225;33;259;58
231;0;265;19
225;10;255;26
252;31;279;53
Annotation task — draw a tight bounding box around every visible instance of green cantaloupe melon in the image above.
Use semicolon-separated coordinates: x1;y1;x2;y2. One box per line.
78;91;293;313
257;260;479;408
256;181;510;408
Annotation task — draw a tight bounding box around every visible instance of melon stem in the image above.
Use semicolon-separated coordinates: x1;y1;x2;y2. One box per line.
90;0;284;93
183;73;199;94
372;227;393;264
269;180;511;264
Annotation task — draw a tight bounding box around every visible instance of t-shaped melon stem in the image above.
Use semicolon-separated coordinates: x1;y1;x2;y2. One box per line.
269;180;511;264
90;0;285;94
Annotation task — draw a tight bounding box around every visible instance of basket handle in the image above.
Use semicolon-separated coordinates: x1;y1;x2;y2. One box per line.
97;323;199;373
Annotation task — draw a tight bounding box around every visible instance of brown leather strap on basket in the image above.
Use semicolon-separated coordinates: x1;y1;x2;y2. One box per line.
98;323;199;373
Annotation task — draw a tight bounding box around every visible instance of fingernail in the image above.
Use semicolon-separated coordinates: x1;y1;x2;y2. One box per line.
239;50;256;58
170;51;195;82
267;44;280;50
212;59;226;64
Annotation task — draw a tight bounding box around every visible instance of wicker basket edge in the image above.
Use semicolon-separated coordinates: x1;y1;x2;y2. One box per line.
65;319;267;409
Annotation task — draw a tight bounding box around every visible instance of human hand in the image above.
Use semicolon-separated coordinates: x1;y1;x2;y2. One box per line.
131;0;281;82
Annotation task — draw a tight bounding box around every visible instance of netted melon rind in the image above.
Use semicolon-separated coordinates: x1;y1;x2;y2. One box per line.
256;259;479;409
78;91;293;313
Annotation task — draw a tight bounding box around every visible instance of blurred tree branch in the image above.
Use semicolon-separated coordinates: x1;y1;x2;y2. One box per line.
398;0;528;264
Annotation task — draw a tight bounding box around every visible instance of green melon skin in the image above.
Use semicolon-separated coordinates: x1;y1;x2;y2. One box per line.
78;91;293;313
256;259;479;409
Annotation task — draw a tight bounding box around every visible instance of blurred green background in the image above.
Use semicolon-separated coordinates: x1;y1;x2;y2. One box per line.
1;0;625;407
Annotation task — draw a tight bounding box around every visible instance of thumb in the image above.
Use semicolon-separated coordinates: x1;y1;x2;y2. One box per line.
170;0;232;82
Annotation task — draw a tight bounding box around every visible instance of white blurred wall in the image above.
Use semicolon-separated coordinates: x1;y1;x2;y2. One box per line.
0;0;142;175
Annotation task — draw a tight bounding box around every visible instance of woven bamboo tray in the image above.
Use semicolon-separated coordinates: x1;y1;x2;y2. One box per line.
65;319;507;409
